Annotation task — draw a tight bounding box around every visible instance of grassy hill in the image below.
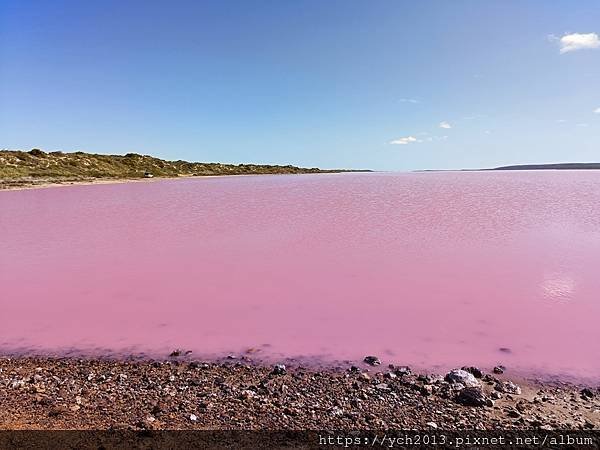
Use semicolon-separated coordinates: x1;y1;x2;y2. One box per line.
0;149;359;189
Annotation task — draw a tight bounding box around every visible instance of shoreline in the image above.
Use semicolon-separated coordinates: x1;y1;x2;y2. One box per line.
0;172;362;192
0;355;597;430
0;176;175;192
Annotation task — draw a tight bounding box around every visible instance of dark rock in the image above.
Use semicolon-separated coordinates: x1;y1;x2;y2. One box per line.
455;387;492;407
348;366;361;373
363;356;381;366
393;366;411;376
493;365;505;374
271;364;286;375
169;349;182;357
498;347;512;354
151;403;164;416
506;408;521;418
420;385;433;396
418;374;444;384
461;366;483;378
581;388;594;399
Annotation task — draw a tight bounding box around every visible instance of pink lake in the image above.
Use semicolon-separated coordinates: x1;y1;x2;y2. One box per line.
1;172;600;381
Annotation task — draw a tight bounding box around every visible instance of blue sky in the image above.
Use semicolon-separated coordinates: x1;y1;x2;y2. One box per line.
1;0;599;170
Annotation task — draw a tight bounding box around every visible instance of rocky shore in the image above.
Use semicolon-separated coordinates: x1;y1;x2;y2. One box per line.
0;356;597;430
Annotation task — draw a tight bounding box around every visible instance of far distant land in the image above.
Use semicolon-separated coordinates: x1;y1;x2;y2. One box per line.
419;163;600;172
490;163;600;170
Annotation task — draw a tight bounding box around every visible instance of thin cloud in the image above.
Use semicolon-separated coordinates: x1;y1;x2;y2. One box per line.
399;98;419;104
389;136;418;145
576;123;589;127
423;135;448;142
552;32;600;53
556;119;567;123
594;107;600;114
439;121;452;129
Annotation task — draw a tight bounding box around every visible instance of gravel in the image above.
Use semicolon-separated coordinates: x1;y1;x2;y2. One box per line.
0;356;597;430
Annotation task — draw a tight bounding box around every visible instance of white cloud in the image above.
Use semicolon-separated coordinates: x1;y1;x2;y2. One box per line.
556;33;600;53
389;136;418;145
594;107;600;114
439;121;452;129
556;119;567;123
577;123;589;127
399;98;419;104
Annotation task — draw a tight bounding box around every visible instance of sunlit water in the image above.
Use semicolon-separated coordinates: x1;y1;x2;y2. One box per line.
1;172;600;381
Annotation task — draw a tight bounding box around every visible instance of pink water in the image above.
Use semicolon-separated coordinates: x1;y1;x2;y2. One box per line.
1;172;600;381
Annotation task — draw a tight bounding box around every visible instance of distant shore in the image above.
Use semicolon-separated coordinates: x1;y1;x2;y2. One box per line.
0;355;597;431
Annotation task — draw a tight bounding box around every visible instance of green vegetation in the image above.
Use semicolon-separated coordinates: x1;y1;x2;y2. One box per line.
0;149;362;188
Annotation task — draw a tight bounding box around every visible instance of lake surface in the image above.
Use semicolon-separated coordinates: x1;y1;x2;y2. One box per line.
1;172;599;381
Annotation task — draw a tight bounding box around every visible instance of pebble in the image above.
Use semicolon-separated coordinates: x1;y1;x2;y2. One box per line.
426;421;438;429
495;380;521;395
418;374;444;384
581;388;594;399
444;369;480;387
394;366;412;376
363;356;381;366
240;389;257;400
493;365;505;374
455;387;492;407
189;414;198;422
271;364;286;375
420;385;433;396
461;366;483;378
331;406;343;416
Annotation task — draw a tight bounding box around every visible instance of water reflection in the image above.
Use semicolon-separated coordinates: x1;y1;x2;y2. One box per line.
540;273;576;302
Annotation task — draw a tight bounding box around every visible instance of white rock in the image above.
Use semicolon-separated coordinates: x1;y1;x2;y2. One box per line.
444;369;480;387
